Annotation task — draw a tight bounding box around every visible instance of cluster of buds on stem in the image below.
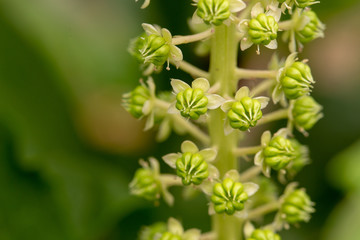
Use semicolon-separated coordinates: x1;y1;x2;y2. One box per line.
126;0;325;238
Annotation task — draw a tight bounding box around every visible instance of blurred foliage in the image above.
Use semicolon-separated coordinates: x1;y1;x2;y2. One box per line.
0;0;359;240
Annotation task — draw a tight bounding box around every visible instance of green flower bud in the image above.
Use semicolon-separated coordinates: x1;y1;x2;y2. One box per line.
211;178;248;215
141;34;170;67
175;88;208;120
248;13;279;45
281;189;314;223
292;96;323;131
285;140;309;179
295;0;316;8
129;168;161;201
129;33;148;63
227;97;263;131
124;85;151;119
247;229;281;240
264;136;297;170
196;0;231;26
159;232;182;240
280;61;314;100
296;11;325;44
139;222;167;240
176;152;209;186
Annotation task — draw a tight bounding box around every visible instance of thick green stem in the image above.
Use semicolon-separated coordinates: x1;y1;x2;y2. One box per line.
208;23;242;240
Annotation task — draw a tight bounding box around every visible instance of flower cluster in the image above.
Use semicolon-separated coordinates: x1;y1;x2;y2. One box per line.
126;0;325;238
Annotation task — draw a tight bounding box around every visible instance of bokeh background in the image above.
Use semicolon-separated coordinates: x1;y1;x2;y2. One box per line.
0;0;360;239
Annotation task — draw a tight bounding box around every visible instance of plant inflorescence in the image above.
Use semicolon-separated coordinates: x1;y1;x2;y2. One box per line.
124;0;325;239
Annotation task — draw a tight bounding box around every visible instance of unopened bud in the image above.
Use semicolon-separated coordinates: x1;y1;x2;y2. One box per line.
249;13;278;45
292;96;323;131
140;34;170;67
247;229;281;240
176;152;209;185
296;10;325;44
197;0;231;26
176;88;208;120
264;136;297;170
129;168;161;201
124;85;150;119
281;189;315;223
227;97;263;131
280;61;314;100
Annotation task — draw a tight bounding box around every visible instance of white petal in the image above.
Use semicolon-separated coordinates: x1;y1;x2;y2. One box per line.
171;79;190;94
224;169;240;182
229;0;246;13
254;151;264;166
183;229;201;240
208;203;216;215
235;86;250;101
208;164;220;180
142;23;160;35
262;165;271;178
244;221;255;238
251;2;264;18
289;32;297;53
146;76;156;96
156;118;171;142
272;83;283;104
265;39;278;50
254;96;270;109
198;148;217;162
224;117;234;135
243;182;259;196
161;28;172;43
181;140;199;153
144;111;154;130
168;218;184;235
274;128;288;137
268;7;282;22
168;102;179;114
221;100;235;112
207;94;225;109
261;131;271;146
192;77;210;92
297;15;311;31
191;10;204;25
199;180;214;196
241;38;253;51
142;100;152;115
162;153;181;168
149;157;160;174
140;0;150;9
285;52;298;68
234;210;248;219
170;45;183;64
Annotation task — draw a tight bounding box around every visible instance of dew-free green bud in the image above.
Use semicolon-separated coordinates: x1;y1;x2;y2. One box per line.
280;61;314;100
129;33;147;63
159;232;182;240
125;85;150;119
197;0;231;26
292;96;323;131
264;136;297;170
296;11;325;44
176;152;209;186
281;189;314;223
227;97;263;131
141;34;170;67
248;13;278;45
295;0;316;8
129;168;161;201
175;88;208;120
247;229;281;240
211;178;248;215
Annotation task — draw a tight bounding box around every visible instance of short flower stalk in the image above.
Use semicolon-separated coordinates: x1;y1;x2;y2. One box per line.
126;0;325;239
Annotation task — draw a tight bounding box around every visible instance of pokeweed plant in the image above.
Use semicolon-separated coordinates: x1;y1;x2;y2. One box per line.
124;0;325;239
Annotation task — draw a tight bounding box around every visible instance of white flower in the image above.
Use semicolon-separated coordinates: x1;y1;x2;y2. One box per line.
221;86;269;135
168;77;225;119
142;23;183;69
135;0;150;9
